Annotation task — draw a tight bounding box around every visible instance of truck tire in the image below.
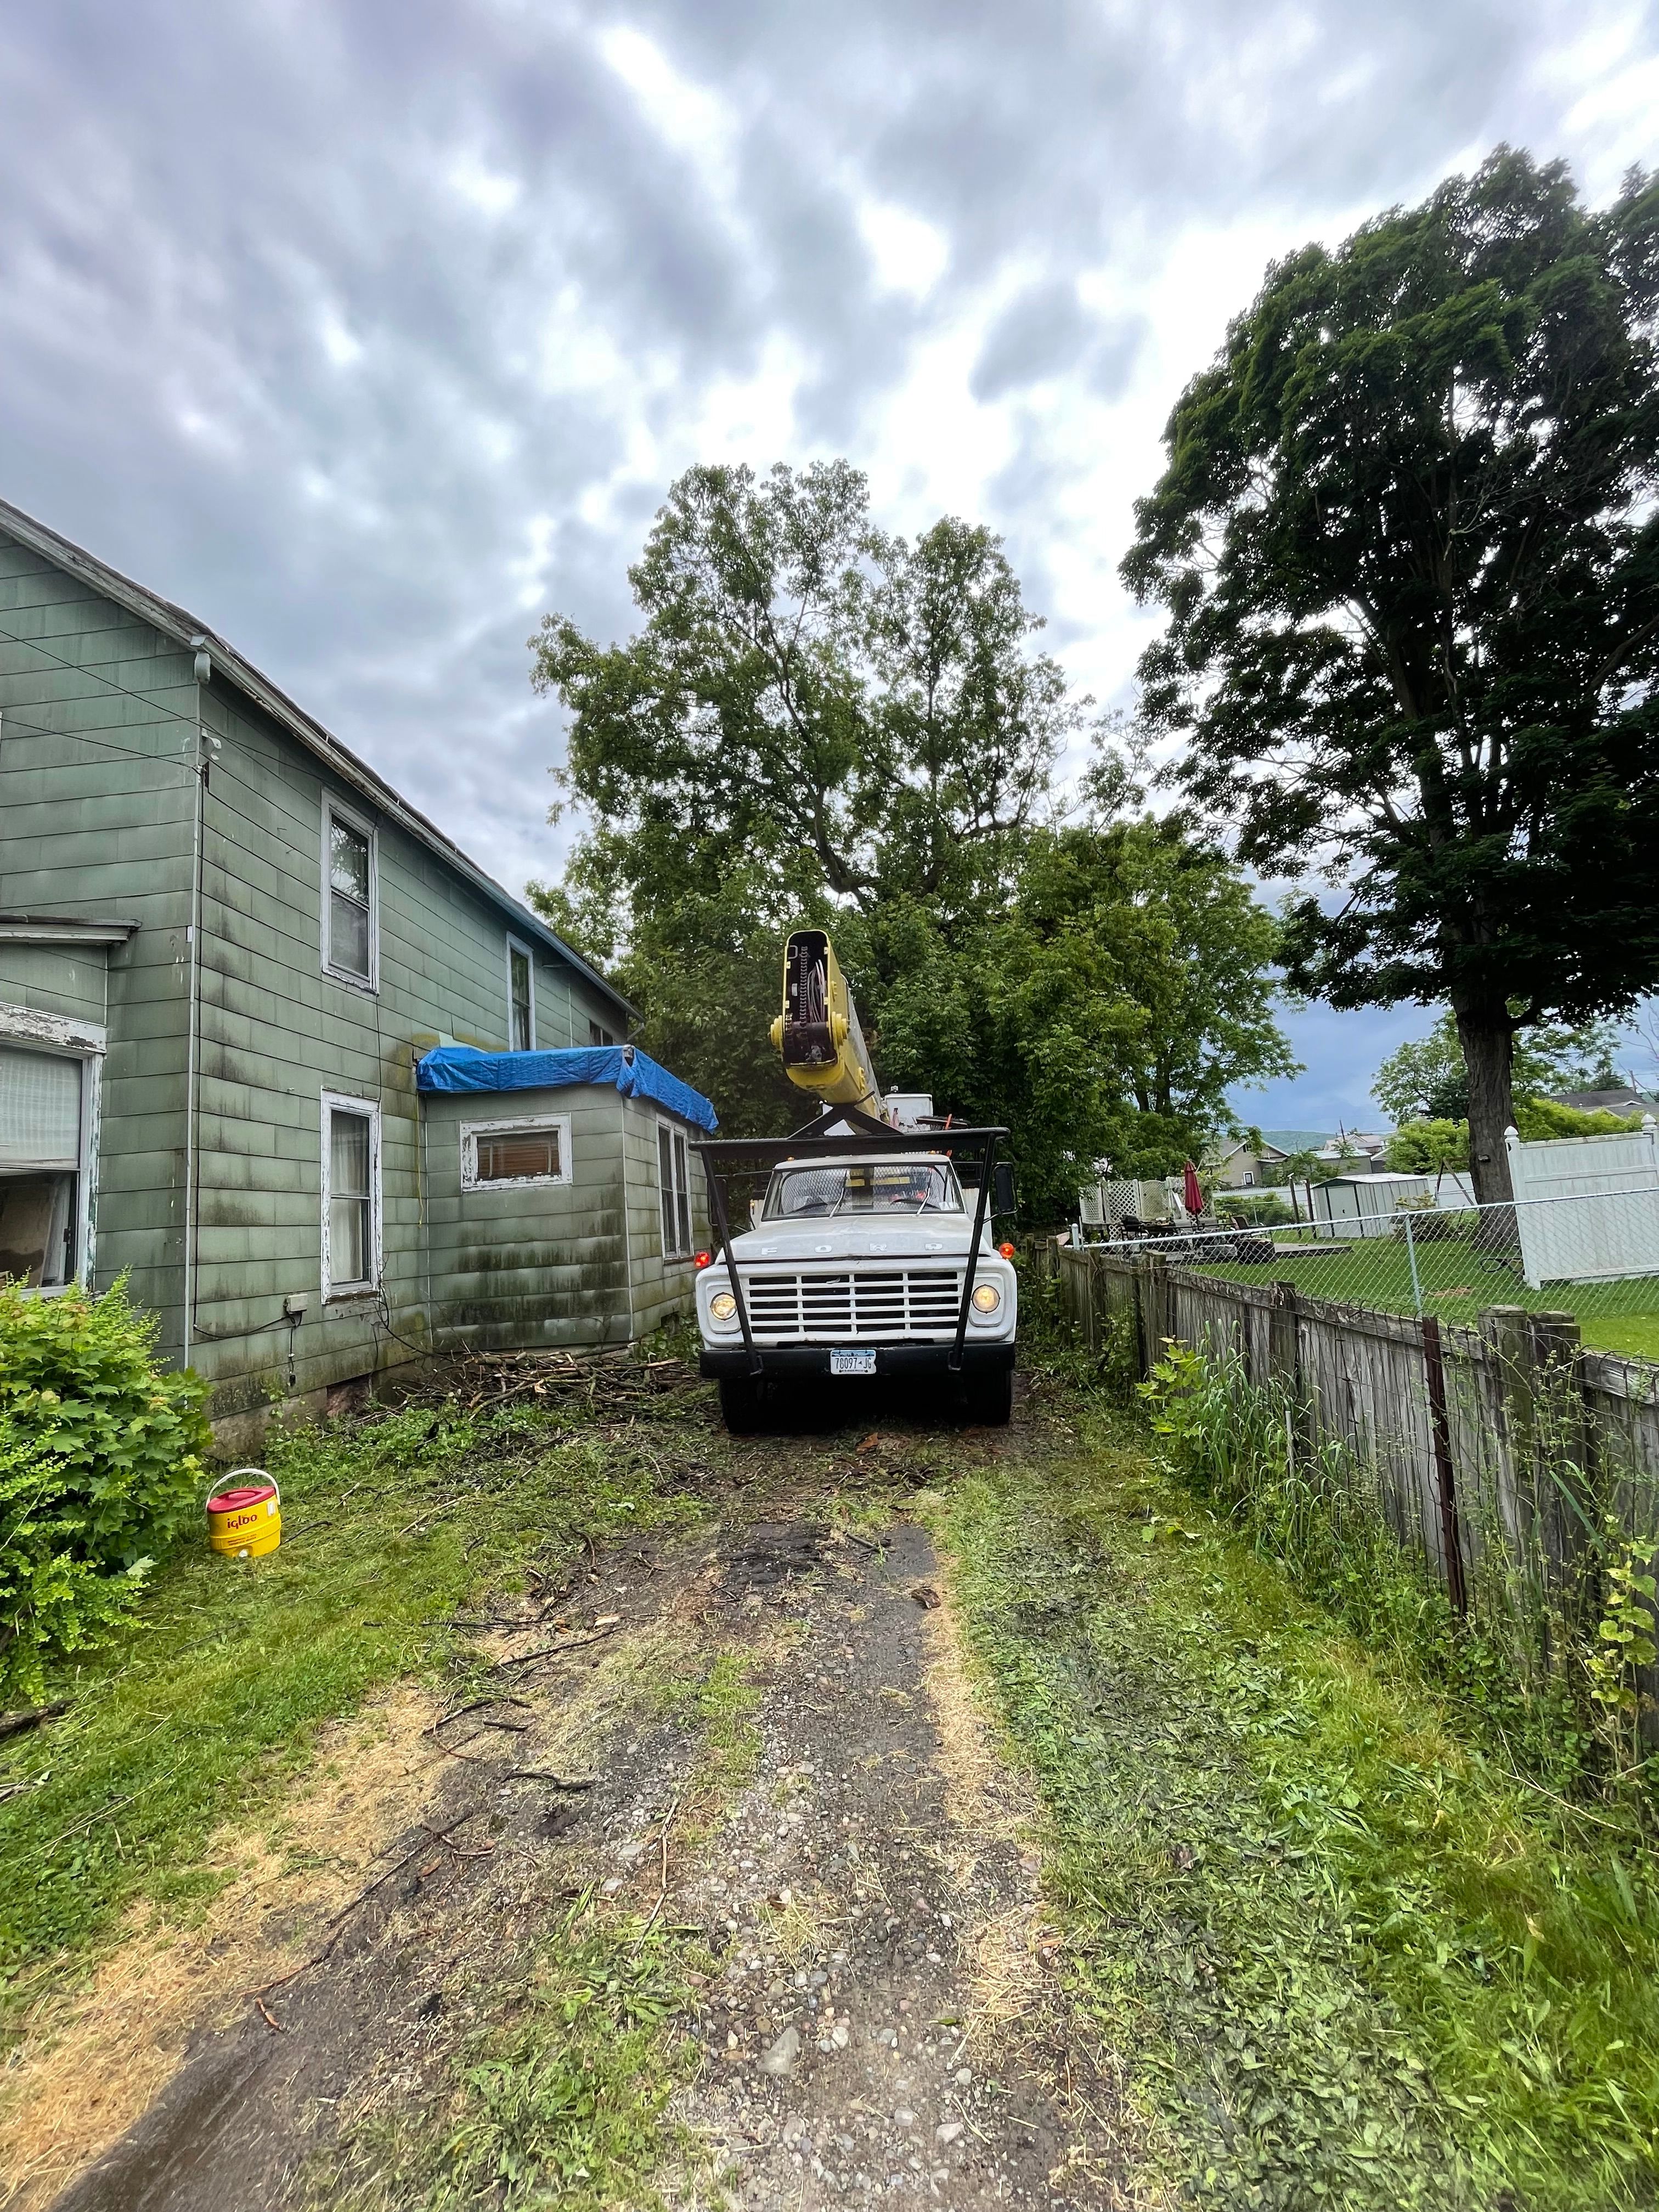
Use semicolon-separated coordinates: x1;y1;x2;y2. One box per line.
719;1376;767;1434
961;1365;1013;1427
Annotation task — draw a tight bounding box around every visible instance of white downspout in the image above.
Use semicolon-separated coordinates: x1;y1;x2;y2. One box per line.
182;725;206;1370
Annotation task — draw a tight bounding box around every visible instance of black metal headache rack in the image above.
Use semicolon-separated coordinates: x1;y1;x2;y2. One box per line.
693;1104;1013;1378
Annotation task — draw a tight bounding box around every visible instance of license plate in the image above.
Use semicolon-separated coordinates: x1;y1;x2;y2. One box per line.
830;1349;878;1376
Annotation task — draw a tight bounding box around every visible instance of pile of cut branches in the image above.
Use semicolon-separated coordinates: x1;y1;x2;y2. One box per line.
385;1345;701;1419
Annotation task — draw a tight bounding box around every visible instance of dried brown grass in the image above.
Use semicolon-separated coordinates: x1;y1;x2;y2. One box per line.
0;1683;443;2210
921;1564;1161;2207
921;1581;1031;1861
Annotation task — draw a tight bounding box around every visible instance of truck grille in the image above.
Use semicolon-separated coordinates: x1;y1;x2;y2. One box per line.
742;1269;964;1340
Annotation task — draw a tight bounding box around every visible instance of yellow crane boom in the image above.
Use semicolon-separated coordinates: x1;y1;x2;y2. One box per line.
769;929;885;1120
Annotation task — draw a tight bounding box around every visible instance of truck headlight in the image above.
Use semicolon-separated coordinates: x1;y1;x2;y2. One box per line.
709;1290;738;1324
971;1282;1002;1315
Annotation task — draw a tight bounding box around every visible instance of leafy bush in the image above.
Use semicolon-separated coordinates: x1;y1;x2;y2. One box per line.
1387;1103;1641;1175
0;1278;210;1699
1385;1117;1469;1173
1515;1097;1644;1140
1212;1190;1294;1226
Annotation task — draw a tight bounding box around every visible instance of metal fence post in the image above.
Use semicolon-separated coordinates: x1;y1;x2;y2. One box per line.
1420;1313;1467;1614
1402;1207;1424;1316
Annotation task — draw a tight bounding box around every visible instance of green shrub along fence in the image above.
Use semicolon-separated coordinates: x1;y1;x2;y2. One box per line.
1037;1239;1659;1781
0;1279;210;1701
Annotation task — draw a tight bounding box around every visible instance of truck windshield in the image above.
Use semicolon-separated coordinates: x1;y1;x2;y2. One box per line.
764;1162;963;1218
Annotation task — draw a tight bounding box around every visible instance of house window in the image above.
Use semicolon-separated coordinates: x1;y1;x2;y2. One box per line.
323;802;377;988
321;1092;381;1298
461;1115;572;1191
0;1045;86;1288
657;1120;692;1259
507;940;535;1051
589;1020;616;1047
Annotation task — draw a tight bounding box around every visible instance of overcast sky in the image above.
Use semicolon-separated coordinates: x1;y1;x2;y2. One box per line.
3;0;1656;1127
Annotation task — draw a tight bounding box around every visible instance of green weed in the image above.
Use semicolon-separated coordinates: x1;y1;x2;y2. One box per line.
644;1646;763;1787
0;1390;713;2020
309;1898;708;2212
929;1415;1659;2210
1139;1340;1659;1809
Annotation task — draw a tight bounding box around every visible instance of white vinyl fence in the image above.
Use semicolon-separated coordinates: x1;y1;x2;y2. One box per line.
1506;1118;1659;1288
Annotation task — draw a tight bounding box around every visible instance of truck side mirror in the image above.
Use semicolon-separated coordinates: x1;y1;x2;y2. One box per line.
992;1161;1017;1217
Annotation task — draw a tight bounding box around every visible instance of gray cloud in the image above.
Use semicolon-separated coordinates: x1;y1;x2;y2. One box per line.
0;0;1650;916
972;281;1091;401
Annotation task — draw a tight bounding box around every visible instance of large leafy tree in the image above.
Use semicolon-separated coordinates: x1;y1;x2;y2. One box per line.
1123;150;1659;1203
532;460;1078;926
1372;1008;1626;1124
531;461;1294;1200
869;822;1297;1215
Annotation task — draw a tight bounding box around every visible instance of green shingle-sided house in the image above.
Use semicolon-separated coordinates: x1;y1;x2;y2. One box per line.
0;497;714;1442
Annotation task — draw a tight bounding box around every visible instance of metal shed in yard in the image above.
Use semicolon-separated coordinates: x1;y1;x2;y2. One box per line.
1310;1169;1476;1238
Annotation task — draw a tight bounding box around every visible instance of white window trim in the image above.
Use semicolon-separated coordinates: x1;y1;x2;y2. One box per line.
460;1113;572;1192
0;1003;103;1294
657;1115;695;1261
320;795;380;992
505;934;537;1051
320;1090;382;1302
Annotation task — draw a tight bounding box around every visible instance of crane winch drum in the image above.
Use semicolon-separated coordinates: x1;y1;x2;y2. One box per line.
768;928;884;1119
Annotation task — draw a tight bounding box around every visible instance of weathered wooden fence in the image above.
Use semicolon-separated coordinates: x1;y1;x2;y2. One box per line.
1048;1240;1659;1734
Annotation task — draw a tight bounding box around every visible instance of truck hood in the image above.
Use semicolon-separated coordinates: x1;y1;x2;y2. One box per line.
724;1221;980;1265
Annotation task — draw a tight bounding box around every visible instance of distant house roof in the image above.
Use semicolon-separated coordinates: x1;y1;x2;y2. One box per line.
0;494;635;1026
1544;1088;1657;1117
416;1042;717;1132
1209;1133;1289;1161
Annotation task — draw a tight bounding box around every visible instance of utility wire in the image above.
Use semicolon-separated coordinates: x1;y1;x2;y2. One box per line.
0;617;206;734
0;709;200;769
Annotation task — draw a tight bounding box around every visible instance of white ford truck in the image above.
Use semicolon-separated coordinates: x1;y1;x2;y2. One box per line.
693;1140;1018;1431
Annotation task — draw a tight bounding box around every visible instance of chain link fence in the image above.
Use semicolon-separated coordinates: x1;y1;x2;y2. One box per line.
1077;1184;1659;1359
1041;1192;1659;1756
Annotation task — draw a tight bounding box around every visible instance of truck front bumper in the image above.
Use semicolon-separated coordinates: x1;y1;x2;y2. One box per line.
697;1341;1015;1380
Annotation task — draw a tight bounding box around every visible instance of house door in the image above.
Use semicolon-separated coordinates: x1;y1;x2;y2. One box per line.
0;1044;84;1286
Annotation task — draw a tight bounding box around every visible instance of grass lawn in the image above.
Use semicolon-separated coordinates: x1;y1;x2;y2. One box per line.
9;1331;1659;2209
0;1383;712;2022
934;1400;1659;2211
1199;1233;1659;1358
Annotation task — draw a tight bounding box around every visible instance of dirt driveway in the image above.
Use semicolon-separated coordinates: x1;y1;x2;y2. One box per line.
30;1402;1137;2211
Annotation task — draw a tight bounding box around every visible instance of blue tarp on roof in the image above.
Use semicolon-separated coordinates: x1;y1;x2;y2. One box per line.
415;1043;718;1132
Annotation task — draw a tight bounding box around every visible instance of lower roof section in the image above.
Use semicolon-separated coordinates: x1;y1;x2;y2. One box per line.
415;1041;718;1133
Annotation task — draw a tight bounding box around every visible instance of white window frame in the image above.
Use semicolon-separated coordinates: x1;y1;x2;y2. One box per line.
320;797;380;992
0;1005;103;1294
320;1090;382;1302
657;1116;694;1260
460;1113;572;1193
505;935;537;1052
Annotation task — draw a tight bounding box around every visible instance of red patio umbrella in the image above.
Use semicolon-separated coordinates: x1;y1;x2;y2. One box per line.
1182;1158;1204;1217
